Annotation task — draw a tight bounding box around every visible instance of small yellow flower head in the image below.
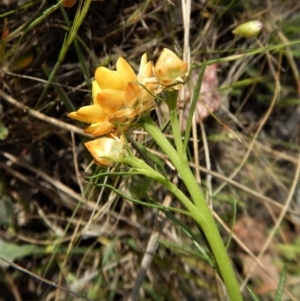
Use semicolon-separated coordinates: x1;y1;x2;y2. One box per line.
232;20;263;38
84;135;125;167
68;55;156;137
154;48;188;88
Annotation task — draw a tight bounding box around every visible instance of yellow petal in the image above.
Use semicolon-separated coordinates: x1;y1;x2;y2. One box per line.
116;57;137;82
110;108;133;122
124;83;141;107
96;89;125;113
68;105;106;123
138;60;153;83
139;87;156;106
92;80;101;104
142;61;153;78
127;107;140;119
84;122;115;136
95;67;125;90
139;53;148;73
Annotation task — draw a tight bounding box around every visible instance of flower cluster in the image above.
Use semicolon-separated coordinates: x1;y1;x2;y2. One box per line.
68;48;187;167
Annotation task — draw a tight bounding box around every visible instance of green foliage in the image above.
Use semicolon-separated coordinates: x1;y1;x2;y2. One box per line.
0;121;8;140
275;265;287;301
247;286;261;301
0;239;38;268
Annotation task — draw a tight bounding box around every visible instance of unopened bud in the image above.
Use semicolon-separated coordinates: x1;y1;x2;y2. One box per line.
232;20;263;38
62;0;77;7
85;136;125;167
154;48;188;86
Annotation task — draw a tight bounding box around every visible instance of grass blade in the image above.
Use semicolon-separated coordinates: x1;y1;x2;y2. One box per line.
275;265;287;301
183;61;206;153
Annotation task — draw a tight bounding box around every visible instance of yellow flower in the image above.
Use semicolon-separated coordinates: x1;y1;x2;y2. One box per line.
153;48;188;89
84;135;125;167
68;55;156;136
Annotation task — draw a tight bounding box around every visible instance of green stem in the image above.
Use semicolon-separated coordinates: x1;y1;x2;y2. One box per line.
123;156;215;232
141;115;242;301
122;156;198;216
165;90;183;155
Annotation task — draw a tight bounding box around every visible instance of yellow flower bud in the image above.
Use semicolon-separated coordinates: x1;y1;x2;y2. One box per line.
154;48;188;86
232;20;263;38
84;135;125;167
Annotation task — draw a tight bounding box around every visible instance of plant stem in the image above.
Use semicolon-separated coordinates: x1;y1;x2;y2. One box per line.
165;90;183;155
122;156;198;217
141;116;243;301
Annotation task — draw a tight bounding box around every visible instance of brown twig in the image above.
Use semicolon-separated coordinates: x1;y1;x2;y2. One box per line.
0;89;90;137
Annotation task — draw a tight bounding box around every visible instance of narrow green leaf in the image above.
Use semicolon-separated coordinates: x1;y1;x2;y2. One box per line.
0;121;8;140
42;63;75;112
37;0;92;105
275;265;287;301
92;183;190;216
161;208;215;267
0;239;35;267
0;196;14;226
183;62;206;152
101;239;117;267
157;239;210;262
247;286;261;301
225;197;237;250
133;141;167;175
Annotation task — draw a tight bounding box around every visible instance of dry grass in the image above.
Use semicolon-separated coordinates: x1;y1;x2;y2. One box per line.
0;0;300;300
